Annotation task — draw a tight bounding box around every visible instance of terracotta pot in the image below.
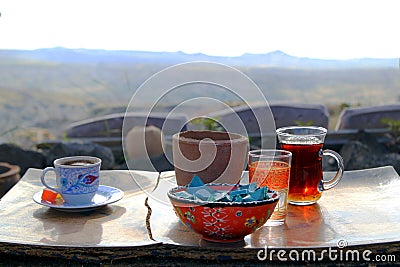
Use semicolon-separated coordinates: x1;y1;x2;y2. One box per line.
172;131;248;185
0;162;21;198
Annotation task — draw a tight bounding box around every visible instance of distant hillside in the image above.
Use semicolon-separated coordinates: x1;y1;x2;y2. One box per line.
1;48;400;148
0;48;398;69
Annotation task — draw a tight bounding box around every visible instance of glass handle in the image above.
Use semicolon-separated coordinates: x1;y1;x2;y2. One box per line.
319;149;344;191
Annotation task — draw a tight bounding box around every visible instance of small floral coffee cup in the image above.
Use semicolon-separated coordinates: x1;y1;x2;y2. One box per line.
41;156;101;205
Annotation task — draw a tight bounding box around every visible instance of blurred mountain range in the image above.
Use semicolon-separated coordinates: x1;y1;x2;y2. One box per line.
1;47;400;148
0;48;398;68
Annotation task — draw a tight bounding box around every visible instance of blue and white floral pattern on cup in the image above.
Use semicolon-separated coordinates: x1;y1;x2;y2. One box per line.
41;156;101;205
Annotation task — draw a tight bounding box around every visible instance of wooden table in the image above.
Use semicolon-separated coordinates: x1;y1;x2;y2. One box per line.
0;167;399;265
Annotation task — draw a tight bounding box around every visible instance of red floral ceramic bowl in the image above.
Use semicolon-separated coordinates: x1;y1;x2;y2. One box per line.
167;183;279;242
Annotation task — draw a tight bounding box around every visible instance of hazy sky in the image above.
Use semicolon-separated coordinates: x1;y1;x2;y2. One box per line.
1;0;399;59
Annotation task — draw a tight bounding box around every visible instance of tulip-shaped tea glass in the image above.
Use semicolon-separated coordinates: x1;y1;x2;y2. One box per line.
276;126;344;205
248;149;292;226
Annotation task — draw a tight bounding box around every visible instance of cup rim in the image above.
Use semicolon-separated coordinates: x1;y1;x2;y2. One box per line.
172;130;248;145
276;126;327;137
54;156;102;168
248;149;292;159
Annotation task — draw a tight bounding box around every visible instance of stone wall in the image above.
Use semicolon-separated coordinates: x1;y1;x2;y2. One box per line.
0;142;115;177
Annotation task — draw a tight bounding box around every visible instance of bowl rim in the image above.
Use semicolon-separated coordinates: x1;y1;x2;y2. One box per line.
167;183;280;207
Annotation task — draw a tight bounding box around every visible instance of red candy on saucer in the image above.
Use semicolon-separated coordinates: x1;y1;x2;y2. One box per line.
41;188;63;204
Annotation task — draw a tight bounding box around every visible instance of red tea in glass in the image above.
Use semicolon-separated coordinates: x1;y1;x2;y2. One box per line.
280;142;323;204
276;126;344;205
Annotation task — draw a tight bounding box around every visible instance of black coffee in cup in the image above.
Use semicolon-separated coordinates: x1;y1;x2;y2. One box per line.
62;159;96;166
